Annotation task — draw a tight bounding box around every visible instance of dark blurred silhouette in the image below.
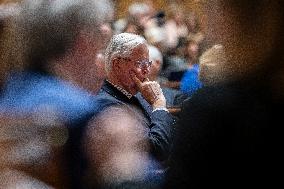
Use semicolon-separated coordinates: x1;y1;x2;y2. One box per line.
166;0;284;188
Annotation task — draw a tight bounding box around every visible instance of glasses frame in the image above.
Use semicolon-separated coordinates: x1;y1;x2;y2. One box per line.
135;60;152;69
116;57;152;69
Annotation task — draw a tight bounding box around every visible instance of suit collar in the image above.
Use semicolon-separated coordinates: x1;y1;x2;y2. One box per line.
106;79;132;99
101;80;152;121
101;80;132;103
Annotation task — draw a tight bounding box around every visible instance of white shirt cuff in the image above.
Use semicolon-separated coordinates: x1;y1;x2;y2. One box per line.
152;107;169;113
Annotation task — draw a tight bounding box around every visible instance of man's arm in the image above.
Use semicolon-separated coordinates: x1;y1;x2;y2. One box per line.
131;73;174;161
148;109;174;161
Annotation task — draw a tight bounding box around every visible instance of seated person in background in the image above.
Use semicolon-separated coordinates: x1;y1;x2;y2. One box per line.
198;44;226;86
83;33;174;188
180;38;202;97
147;45;188;112
161;48;188;89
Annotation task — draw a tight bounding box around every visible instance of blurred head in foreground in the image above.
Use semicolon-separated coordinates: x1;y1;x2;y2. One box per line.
203;0;284;94
3;0;113;93
0;0;114;188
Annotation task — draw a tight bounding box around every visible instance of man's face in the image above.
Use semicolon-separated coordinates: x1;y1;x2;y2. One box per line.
114;44;150;94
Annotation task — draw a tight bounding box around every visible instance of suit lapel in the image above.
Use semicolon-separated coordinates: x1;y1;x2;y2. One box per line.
101;80;152;122
134;93;153;121
101;80;131;103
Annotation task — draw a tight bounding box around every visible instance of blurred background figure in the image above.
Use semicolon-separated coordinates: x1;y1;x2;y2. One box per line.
144;10;167;49
163;4;188;50
114;1;153;35
198;44;227;87
0;0;113;188
0;2;20;92
180;37;203;97
147;45;188;110
166;0;284;188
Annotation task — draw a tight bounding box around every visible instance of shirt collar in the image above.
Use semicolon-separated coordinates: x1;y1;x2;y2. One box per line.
106;80;133;99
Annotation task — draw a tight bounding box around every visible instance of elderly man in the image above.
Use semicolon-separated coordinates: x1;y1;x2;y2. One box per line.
83;33;174;188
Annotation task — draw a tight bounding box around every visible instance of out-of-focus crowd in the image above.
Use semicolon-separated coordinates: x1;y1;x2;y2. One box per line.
1;0;284;189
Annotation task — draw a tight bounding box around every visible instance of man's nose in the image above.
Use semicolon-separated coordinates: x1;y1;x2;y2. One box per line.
142;66;150;75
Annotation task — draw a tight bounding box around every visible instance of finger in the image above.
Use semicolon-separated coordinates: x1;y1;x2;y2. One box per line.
143;78;150;82
130;72;143;89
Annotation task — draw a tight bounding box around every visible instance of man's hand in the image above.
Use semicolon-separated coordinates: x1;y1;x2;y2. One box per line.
131;73;166;109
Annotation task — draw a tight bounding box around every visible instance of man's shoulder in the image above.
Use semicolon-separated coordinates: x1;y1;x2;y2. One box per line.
93;88;126;114
95;88;123;103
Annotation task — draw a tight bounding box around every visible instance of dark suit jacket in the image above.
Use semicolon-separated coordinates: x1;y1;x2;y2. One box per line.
92;80;174;161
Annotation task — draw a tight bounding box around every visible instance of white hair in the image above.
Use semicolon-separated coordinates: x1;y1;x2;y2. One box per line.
105;33;147;73
148;45;163;63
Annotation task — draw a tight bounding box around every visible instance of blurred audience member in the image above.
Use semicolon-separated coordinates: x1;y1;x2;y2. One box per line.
166;0;284;188
198;44;227;86
147;45;188;109
0;2;20;92
83;33;174;188
0;0;113;188
161;48;188;89
144;10;167;51
185;12;204;46
114;2;152;35
164;4;188;49
180;38;202;96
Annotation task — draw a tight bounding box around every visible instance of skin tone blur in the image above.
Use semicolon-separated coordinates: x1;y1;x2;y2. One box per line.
204;0;282;81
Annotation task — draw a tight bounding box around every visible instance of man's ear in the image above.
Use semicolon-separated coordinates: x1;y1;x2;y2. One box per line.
156;60;162;67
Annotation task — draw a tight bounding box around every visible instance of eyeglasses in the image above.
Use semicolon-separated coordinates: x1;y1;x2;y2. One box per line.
116;57;152;69
136;60;152;69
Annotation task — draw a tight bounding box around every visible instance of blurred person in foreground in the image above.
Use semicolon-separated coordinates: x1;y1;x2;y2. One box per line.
0;2;20;92
165;0;284;188
180;38;203;97
83;33;174;188
0;0;113;188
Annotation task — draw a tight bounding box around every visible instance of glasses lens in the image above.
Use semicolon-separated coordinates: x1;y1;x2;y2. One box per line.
137;60;152;69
